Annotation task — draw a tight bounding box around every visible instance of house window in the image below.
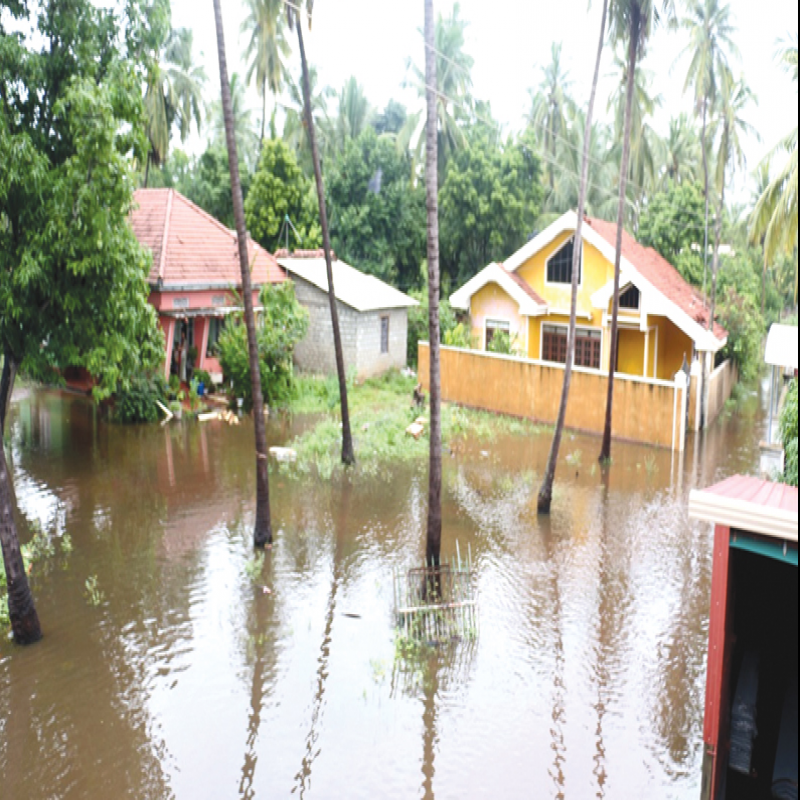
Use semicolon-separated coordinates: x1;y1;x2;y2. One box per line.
485;319;511;350
542;325;601;369
206;317;226;358
380;316;390;354
546;238;582;285
620;285;641;310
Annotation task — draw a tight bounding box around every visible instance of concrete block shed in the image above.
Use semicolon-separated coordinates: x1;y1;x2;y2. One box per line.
276;251;418;380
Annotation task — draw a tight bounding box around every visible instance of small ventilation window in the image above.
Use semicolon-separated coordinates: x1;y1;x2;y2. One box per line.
620;286;641;310
547;238;582;285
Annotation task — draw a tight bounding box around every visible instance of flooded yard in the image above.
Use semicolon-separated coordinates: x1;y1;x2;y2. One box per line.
0;384;767;798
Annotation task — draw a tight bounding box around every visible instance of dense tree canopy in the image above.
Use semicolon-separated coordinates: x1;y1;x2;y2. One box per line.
327;127;426;288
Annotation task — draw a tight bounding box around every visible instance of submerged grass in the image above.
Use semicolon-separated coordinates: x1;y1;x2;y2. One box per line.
286;372;545;479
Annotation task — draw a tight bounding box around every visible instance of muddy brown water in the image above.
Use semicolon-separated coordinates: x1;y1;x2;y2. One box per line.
0;383;768;799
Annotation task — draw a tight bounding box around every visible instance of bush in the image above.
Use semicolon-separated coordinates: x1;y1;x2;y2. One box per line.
407;285;458;367
487;330;521;356
115;374;167;423
219;282;308;411
443;323;475;349
780;379;798;487
717;287;764;383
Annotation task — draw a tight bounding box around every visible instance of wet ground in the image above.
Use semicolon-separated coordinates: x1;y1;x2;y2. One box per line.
0;383;767;799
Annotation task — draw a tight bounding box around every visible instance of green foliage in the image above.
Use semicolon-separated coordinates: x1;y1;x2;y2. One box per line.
327;127;426;289
193;369;212;388
638;182;707;285
439;127;543;286
218;283;309;410
780;379;798;487
443;323;475;349
285;371;543;479
115;373;168;424
487;331;520;356
407;279;458;367
84;575;104;607
0;16;163;404
717;287;764;382
244;139;320;252
244;552;266;584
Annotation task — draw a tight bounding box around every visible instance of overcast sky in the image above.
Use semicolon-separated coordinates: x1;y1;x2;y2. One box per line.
176;0;797;197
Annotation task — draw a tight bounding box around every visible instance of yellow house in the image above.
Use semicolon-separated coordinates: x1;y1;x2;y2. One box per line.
449;211;727;381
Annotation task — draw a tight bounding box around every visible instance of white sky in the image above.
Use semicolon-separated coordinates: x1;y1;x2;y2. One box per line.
177;0;798;197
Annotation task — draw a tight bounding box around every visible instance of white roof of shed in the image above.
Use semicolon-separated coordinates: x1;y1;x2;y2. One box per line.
277;257;418;313
765;323;798;370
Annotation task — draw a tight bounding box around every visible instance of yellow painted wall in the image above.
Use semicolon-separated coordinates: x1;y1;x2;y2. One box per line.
651;316;694;380
469;283;526;352
419;343;684;449
617;328;647;377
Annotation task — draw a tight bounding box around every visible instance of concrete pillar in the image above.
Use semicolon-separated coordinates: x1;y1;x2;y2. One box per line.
162;317;176;380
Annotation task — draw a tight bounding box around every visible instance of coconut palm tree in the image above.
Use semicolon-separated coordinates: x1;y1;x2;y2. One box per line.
750;36;798;305
401;2;474;182
708;75;757;329
144;27;206;186
209;73;260;173
659;113;701;187
332;77;372;152
212;0;273;548
537;0;611;515
282;66;334;168
241;0;290;144
680;0;739;301
286;0;356;466
528;43;575;192
423;0;443;567
599;0;674;465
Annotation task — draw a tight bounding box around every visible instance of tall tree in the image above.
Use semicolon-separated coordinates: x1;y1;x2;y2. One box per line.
333;77;372;152
241;0;290;144
144;27;206;185
750;36;798;306
402;2;474;180
708;75;756;330
287;0;356;466
212;0;273;547
680;0;739;302
599;0;672;464
424;0;443;568
658;113;701;188
209;73;260;173
282;65;334;171
538;0;610;514
527;42;575;192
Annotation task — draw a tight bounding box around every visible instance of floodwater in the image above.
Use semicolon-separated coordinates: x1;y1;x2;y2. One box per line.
0;382;768;799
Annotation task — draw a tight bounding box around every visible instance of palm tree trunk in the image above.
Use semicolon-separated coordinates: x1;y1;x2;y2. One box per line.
144;151;151;189
599;18;639;464
701;99;710;307
213;0;273;548
761;252;767;316
424;0;442;568
260;81;267;145
708;186;725;331
295;24;355;467
538;0;609;514
1;433;42;645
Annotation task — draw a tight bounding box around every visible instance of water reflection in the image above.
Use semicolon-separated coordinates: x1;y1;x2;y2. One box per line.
0;385;769;798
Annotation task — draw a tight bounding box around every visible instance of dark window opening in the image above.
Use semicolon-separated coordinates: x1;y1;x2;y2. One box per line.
547;238;582;285
380;316;390;354
620;285;641;310
542;325;601;370
206;317;226;358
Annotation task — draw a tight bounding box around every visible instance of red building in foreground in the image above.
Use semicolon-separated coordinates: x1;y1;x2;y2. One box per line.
130;189;285;381
689;476;798;800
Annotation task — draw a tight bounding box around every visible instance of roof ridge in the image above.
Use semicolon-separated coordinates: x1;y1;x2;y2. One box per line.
158;188;174;281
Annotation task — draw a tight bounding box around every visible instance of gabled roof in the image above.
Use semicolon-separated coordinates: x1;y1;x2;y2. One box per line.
585;217;727;342
276;251;418;313
131;189;285;289
689;476;798;542
450;262;548;317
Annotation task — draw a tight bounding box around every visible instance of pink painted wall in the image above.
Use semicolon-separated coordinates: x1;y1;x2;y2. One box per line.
148;288;259;313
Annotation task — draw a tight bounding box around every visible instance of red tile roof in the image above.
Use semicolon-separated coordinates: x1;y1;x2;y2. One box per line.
585;217;727;341
504;265;547;307
131;189;285;289
705;475;798;514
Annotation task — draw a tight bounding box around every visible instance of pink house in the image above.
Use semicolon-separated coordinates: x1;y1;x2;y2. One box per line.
130;189;285;381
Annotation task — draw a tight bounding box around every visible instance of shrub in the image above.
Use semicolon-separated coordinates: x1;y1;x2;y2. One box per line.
194;369;212;388
717;287;764;383
443;323;475;349
487;330;521;356
780;379;798;487
219;282;309;411
115;374;167;424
